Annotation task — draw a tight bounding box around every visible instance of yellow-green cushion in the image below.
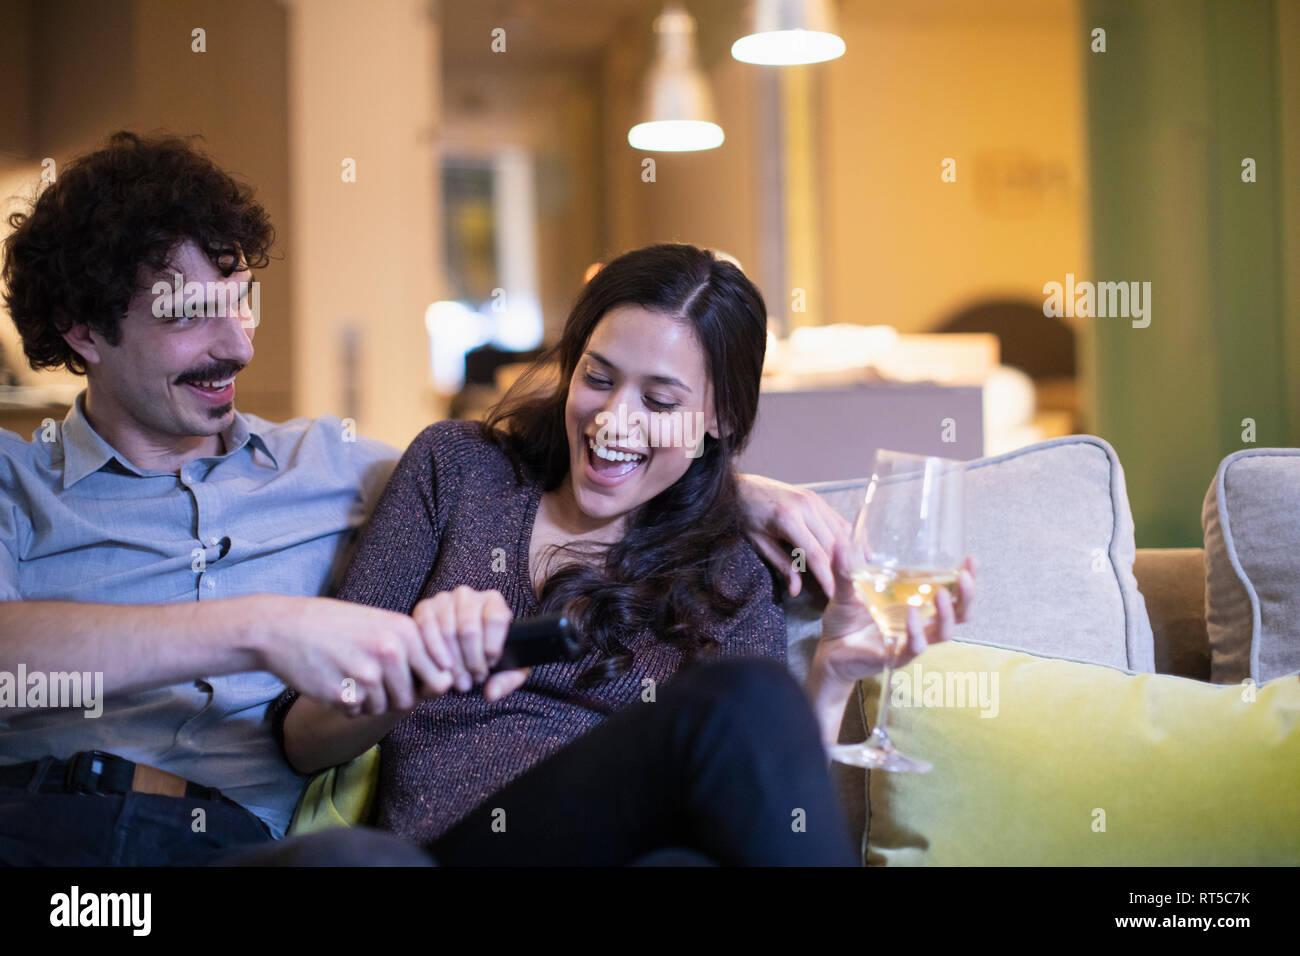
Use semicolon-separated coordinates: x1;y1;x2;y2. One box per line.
861;641;1300;865
287;746;381;836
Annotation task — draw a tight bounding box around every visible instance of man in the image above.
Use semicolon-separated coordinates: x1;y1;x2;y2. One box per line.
0;131;847;865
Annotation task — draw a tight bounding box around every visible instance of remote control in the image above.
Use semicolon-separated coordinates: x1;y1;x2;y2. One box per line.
489;614;583;672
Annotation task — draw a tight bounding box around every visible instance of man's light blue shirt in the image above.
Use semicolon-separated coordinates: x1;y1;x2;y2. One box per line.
0;392;399;837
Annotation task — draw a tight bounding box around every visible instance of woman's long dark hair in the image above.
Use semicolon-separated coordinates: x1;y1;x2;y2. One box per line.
482;243;768;688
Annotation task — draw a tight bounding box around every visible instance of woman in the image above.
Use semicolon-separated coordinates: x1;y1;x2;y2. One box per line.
273;243;974;865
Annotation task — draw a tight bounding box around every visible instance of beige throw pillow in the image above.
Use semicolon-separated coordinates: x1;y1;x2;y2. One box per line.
1202;448;1300;684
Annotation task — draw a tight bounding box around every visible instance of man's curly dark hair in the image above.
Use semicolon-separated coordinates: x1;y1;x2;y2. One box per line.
2;131;275;375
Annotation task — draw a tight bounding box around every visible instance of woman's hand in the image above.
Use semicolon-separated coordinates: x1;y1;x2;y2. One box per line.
812;534;977;688
411;587;531;703
735;473;850;598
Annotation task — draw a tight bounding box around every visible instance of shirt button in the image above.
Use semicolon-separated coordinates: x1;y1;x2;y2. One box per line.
205;579;216;590
208;536;220;546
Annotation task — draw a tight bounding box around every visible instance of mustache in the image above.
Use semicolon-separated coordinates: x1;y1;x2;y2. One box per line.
175;362;245;386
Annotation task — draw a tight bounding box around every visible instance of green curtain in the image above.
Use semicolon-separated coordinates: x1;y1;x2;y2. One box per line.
1083;0;1296;546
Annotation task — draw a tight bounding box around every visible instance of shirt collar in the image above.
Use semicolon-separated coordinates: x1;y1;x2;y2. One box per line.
60;390;279;489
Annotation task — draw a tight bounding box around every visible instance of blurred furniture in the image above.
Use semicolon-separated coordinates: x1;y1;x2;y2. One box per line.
737;383;984;484
937;299;1080;435
449;345;544;420
757;324;1054;460
0;384;79;439
938;300;1074;379
0;405;67;440
0;342;19;387
763;326;998;388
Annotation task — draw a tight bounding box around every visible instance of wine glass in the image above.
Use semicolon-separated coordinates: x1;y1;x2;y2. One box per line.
828;450;965;773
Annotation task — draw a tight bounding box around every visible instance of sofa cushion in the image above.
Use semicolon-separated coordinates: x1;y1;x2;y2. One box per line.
1202;448;1300;684
287;745;380;835
862;640;1300;865
785;435;1155;675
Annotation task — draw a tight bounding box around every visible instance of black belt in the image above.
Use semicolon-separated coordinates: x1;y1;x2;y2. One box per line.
0;751;232;805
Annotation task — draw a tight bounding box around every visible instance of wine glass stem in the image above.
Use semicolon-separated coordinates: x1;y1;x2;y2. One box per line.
872;645;900;747
873;671;894;749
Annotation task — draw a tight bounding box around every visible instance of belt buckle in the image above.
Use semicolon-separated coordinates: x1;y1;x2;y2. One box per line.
64;750;114;795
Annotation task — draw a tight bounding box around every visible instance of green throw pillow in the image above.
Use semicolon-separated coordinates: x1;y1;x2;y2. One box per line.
861;641;1300;865
287;745;381;836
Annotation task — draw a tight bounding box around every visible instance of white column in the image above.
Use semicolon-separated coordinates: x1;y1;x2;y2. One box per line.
285;0;443;447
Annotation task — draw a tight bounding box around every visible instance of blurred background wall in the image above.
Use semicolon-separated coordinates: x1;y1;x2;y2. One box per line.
0;0;1295;546
821;0;1089;334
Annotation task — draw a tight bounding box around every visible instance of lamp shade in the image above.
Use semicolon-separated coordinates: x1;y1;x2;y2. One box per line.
732;0;846;65
628;4;725;152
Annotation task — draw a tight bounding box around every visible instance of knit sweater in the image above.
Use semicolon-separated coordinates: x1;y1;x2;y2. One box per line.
270;419;787;845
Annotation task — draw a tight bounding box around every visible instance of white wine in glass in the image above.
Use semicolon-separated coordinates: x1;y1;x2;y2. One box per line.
851;565;960;646
828;450;965;773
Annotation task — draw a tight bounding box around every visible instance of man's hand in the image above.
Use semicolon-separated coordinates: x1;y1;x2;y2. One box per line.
272;589;531;775
735;473;849;598
253;595;451;716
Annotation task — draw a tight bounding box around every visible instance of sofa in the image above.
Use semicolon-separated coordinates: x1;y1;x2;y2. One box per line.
787;438;1299;866
293;437;1299;864
815;545;1208;863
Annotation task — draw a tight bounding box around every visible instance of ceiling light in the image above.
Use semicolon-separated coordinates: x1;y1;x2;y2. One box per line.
628;3;725;152
732;0;846;65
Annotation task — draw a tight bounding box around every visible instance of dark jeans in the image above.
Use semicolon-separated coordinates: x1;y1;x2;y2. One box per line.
2;658;858;866
0;785;274;866
423;656;858;866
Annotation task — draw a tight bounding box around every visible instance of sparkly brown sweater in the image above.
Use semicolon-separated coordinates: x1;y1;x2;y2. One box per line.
271;419;786;846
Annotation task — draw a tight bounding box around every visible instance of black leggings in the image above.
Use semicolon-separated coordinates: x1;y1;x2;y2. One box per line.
225;657;859;866
433;656;856;865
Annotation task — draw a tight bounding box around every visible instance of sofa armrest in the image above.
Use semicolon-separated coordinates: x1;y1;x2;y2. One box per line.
1133;548;1210;681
